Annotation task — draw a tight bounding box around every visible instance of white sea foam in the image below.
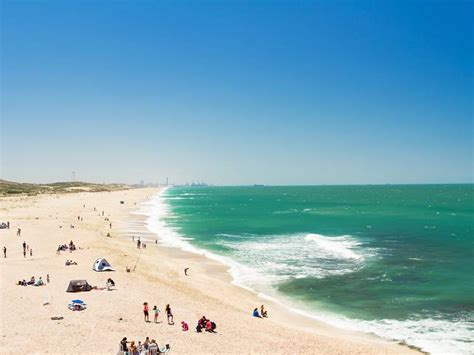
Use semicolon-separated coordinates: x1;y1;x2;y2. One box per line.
133;189;473;355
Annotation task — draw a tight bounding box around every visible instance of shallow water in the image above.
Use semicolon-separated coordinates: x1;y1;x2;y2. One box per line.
150;185;474;354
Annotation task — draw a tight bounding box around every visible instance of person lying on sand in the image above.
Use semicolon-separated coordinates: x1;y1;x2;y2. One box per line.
253;308;262;318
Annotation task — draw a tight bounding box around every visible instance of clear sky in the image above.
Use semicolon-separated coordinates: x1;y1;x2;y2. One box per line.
1;0;472;185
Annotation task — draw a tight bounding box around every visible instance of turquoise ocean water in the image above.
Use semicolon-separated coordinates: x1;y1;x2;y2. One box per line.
145;185;473;354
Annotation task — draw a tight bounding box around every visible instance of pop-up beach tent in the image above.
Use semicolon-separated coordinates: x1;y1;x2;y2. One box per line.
93;258;114;272
66;280;92;293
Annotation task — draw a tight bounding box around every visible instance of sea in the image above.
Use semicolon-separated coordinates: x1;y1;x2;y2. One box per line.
137;185;474;354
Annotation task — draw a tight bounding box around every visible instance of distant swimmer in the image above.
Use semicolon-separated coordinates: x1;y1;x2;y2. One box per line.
184;268;189;276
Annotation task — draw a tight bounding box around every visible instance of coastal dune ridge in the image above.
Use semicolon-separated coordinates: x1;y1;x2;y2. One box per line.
0;186;418;354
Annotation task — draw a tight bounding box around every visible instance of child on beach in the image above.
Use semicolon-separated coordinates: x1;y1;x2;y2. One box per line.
153;305;160;323
181;321;189;331
261;304;268;317
165;304;174;325
143;302;149;322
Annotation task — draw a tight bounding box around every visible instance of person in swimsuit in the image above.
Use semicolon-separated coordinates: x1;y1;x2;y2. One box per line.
143;302;149;322
153;305;160;323
165;304;174;325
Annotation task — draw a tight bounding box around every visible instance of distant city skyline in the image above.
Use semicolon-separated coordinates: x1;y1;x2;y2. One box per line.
1;1;472;185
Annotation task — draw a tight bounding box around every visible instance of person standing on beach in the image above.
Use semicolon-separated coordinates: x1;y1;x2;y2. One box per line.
165;304;174;325
184;268;189;276
22;241;26;253
46;274;50;283
30;249;33;257
110;222;112;229
17;228;21;236
143;302;149;322
3;247;6;258
153;305;160;323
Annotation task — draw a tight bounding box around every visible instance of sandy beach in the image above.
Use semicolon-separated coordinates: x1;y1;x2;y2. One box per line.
0;188;419;354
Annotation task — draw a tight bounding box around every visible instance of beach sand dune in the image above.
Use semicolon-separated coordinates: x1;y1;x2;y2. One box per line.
0;188;418;354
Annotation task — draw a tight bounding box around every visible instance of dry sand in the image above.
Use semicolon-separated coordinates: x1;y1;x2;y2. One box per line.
0;188;419;354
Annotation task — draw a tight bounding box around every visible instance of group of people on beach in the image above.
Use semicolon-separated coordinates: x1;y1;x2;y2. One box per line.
143;303;174;325
253;305;268;318
57;240;76;254
142;301;218;334
22;241;33;257
119;336;170;355
17;275;49;286
195;316;217;333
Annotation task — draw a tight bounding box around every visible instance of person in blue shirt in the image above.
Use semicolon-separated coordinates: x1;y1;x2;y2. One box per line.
252;308;262;318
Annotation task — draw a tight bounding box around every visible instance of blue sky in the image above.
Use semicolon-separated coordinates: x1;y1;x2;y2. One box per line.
1;0;472;185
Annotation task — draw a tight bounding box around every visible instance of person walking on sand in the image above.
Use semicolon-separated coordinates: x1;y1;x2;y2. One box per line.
153;305;160;323
46;274;50;283
30;249;33;257
184;268;189;276
143;302;150;322
22;241;26;252
17;228;21;236
3;246;6;258
165;304;174;325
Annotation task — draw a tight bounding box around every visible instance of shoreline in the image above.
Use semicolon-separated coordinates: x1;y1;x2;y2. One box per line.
128;189;423;353
1;188;419;354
